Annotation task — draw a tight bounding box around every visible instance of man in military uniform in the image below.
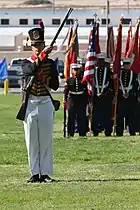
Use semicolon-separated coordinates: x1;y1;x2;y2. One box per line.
63;63;88;137
116;58;138;136
21;27;59;183
77;57;91;133
91;54;113;136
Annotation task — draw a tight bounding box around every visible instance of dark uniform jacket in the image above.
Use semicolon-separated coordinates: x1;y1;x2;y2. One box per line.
64;76;88;107
118;68;138;99
93;66;113;102
21;55;59;96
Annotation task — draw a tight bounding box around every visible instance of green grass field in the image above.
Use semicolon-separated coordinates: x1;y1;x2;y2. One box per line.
1;93;140;210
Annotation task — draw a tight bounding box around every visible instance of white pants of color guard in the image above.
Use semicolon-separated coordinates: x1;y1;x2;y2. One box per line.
23;95;54;176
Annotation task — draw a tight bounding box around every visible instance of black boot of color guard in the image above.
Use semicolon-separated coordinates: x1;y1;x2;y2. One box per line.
27;174;40;183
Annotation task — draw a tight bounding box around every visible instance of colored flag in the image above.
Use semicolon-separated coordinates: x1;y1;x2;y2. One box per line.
139;36;140;62
64;25;73;79
106;25;115;59
113;18;123;80
0;58;8;80
112;18;123;123
126;21;139;60
70;20;79;64
130;57;140;73
124;22;132;58
82;23;97;94
127;21;140;73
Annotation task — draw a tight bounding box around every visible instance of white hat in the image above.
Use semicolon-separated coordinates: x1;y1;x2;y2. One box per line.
97;53;106;59
105;58;112;63
70;63;82;69
122;58;133;63
77;57;85;64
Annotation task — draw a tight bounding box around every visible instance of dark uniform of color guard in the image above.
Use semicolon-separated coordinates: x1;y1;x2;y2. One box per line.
134;73;140;132
116;58;138;136
92;55;113;136
77;57;91;132
64;63;88;137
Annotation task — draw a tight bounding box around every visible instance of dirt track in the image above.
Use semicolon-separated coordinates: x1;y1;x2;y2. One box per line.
0;0;140;9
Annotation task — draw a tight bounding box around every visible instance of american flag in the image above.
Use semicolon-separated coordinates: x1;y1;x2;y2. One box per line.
82;23;97;94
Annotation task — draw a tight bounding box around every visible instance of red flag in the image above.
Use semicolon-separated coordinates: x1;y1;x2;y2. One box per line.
130;58;140;73
126;22;139;59
113;18;122;79
139;36;140;62
106;25;115;58
82;23;97;95
112;18;123;123
127;21;140;73
124;22;132;57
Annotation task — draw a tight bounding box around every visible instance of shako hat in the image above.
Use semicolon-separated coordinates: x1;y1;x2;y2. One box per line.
28;27;45;46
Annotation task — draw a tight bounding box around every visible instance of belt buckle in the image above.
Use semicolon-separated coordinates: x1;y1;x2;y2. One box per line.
123;92;129;98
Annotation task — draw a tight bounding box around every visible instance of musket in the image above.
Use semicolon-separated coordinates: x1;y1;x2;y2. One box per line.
50;8;73;47
23;7;74;92
16;8;73;121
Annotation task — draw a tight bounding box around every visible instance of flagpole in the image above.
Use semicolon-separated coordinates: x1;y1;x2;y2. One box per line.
127;0;129;15
106;1;109;34
112;18;123;136
106;0;109;56
52;0;55;14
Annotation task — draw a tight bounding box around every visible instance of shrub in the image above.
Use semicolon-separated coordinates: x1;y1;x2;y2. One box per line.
24;0;52;5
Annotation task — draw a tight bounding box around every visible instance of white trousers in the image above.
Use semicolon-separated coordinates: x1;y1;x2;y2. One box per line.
23;95;54;176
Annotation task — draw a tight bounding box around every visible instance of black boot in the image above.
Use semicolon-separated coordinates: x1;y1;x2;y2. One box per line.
40;175;55;183
27;174;40;183
93;131;99;136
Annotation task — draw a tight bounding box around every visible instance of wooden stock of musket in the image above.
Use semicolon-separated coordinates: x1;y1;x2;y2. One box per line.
16;8;73;121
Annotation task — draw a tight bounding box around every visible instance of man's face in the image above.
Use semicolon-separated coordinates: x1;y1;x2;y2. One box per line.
97;59;105;68
123;63;130;69
71;68;81;76
32;43;45;56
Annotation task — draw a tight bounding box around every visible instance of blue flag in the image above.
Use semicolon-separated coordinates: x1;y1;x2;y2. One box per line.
0;58;8;80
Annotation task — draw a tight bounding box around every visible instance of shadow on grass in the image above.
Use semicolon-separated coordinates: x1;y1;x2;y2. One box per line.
55;177;140;183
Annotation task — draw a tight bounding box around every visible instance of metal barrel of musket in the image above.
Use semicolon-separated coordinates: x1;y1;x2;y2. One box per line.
50;8;73;46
